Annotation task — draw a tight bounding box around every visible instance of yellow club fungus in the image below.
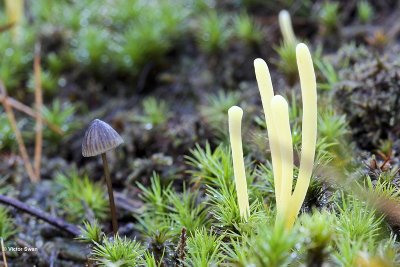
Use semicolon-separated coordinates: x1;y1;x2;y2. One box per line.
278;10;297;45
228;106;250;220
285;43;317;228
255;43;316;229
253;59;283;213
229;43;316;229
270;95;293;223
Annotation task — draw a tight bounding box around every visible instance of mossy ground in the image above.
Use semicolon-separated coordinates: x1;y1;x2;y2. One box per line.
1;0;400;266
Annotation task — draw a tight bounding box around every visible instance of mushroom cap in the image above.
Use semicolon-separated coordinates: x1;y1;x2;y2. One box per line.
82;119;123;157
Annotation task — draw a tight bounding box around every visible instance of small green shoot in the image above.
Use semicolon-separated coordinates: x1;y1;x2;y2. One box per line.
197;11;230;54
225;224;299;266
92;235;145;267
28;70;58;95
200;91;241;141
185;143;233;187
137;172;171;214
318;109;348;145
137;97;170;129
56;172;108;222
299;210;334;265
315;57;339;90
335;194;383;242
357;1;374;24
275;41;298;84
42;100;77;143
186;228;225;266
233;12;262;45
166;189;209;234
78;220;104;244
319;2;340;33
143;251;162;267
0;207;16;241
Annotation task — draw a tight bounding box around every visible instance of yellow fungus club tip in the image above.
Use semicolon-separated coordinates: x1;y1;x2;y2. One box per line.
296;43;313;64
296;42;308;52
296;43;316;103
253;58;274;115
271;95;288;111
253;58;267;69
228;106;243;119
253;58;271;89
278;9;296;45
278;10;290;23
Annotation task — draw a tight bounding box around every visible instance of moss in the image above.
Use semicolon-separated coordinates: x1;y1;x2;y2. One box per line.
0;206;16;241
196;11;231;54
92;235;145;266
335;45;400;150
56;171;108;223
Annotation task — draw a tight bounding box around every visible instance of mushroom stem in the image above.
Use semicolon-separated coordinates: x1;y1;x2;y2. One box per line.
101;153;118;235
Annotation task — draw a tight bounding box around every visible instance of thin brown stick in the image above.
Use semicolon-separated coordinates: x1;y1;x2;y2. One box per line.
1;238;7;267
33;44;43;179
0;94;63;135
0;82;38;183
0;194;80;236
0;22;14;33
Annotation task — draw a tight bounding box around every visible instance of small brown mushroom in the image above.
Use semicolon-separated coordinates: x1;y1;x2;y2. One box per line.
82;119;123;234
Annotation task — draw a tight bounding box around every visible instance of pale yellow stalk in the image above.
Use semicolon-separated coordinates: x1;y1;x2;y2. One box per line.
285;43;317;229
270;95;293;223
253;59;283;210
5;0;24;42
278;10;296;45
228;106;250;220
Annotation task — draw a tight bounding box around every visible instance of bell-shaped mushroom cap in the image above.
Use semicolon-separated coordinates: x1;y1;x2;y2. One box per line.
82;119;123;157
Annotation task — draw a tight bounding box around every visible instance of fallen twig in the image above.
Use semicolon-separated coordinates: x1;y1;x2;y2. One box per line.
0;194;80;236
34;43;43;179
0;82;38;183
0;94;63;135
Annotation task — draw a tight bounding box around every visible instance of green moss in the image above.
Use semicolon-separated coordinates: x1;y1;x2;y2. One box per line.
41;100;77;144
0;109;18;151
200;91;242;141
319;2;340;33
299;210;335;265
0;207;16;241
226;224;299;266
78;220;104;244
56;171;108;223
357;1;374;24
92;235;145;267
136;98;170;129
186;228;225;266
197;11;231;54
165;188;209;235
275;41;298;85
233;12;263;45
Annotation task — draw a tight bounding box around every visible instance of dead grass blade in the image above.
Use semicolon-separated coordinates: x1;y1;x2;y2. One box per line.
33;44;43;179
0;81;38;183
